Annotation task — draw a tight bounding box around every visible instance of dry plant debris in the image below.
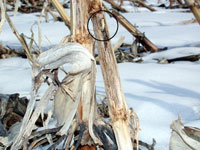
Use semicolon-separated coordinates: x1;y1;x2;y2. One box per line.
170;117;200;150
1;0;200;149
0;44;27;59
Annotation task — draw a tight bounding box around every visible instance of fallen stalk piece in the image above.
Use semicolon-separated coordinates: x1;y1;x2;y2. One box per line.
104;0;128;12
167;54;200;62
130;0;156;11
112;10;158;52
158;54;200;63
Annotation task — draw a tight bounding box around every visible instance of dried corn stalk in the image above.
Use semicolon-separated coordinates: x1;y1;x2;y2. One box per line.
14;0;19;17
0;0;6;33
88;0;138;149
185;0;200;24
11;42;95;149
51;0;71;29
68;0;101;146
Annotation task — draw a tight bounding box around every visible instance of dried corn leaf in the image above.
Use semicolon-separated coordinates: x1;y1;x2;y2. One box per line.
170;118;200;150
11;42;96;149
55;74;83;135
11;84;56;150
37;43;94;74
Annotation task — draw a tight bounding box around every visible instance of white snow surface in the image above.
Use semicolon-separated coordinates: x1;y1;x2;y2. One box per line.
1;1;200;149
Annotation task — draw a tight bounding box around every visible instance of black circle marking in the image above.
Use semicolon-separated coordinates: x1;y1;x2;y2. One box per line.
87;10;119;41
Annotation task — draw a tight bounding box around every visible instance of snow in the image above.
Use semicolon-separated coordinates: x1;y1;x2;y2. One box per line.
1;0;200;149
142;47;200;62
116;63;200;149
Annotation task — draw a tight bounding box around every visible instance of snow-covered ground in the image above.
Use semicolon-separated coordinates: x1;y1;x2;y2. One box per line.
1;0;200;149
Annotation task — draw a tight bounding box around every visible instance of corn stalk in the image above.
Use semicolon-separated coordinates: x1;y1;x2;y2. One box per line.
184;0;200;24
51;0;71;29
87;0;136;149
55;0;100;146
0;0;6;33
6;0;140;149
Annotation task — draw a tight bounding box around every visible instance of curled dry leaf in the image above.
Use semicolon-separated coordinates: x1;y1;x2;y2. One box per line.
37;42;94;74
